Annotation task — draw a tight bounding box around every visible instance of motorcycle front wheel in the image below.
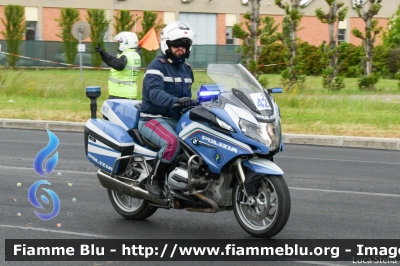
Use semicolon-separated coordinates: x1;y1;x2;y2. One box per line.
233;175;291;238
107;184;157;220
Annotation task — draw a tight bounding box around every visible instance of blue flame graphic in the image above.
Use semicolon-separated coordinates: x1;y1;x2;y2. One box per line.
28;180;61;221
33;130;59;177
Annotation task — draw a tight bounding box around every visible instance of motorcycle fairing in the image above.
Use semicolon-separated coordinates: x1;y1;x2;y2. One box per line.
179;121;253;174
100;99;141;130
242;158;284;175
209;105;271;154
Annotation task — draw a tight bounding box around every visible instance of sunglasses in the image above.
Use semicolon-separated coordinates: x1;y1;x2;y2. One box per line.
168;39;191;48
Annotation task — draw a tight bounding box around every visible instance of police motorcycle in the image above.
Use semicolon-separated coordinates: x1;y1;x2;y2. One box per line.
84;63;290;238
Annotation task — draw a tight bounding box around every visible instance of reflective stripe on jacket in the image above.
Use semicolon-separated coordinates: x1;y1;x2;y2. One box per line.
108;48;141;99
140;55;194;119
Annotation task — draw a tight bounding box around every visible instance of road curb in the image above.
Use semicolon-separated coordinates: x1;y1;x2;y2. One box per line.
283;134;400;151
1;118;399;151
1;118;85;132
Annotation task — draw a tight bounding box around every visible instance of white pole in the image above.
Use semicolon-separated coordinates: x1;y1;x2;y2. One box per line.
78;27;83;79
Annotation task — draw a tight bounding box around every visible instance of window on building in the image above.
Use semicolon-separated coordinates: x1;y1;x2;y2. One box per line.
226;26;234;45
26;21;37;40
338;29;346;44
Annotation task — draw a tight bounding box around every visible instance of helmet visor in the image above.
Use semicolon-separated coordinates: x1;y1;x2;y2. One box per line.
167;38;192;49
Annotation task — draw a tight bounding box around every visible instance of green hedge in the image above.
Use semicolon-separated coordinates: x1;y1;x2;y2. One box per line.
258;41;400;80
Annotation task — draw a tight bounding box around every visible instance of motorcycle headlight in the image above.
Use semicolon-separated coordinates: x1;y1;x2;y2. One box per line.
239;119;279;151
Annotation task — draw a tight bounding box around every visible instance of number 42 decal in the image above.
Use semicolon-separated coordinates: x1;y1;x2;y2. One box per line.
250;93;271;111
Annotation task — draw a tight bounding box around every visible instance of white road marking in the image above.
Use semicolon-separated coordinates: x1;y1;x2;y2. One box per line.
290;187;400;198
0;139;81;146
279;156;400;165
0;224;108;238
0;165;95;175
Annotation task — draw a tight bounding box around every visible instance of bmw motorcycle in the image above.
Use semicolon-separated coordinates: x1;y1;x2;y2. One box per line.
84;63;290;238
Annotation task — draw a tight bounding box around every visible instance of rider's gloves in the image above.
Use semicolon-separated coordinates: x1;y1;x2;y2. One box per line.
95;43;105;53
176;97;199;108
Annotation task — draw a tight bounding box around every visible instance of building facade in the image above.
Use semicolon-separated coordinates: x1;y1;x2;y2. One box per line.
0;0;398;46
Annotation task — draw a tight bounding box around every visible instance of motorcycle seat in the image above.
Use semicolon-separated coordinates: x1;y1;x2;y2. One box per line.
134;102;142;110
127;128;160;152
141;135;160;151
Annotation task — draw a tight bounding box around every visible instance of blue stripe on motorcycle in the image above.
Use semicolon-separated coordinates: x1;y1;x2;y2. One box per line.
243;160;284;175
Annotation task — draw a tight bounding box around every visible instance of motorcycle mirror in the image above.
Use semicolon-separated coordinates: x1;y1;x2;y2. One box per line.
267;87;283;94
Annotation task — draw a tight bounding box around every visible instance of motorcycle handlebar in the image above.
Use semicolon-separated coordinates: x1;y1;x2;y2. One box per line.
173;99;200;108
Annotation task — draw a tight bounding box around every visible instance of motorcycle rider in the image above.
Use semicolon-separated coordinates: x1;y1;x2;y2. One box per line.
138;21;199;198
95;32;141;99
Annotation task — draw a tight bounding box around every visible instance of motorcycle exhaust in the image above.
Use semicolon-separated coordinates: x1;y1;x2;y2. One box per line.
96;170;165;204
184;194;220;213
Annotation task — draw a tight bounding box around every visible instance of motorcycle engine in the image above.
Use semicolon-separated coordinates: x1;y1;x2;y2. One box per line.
167;164;210;191
167;167;188;190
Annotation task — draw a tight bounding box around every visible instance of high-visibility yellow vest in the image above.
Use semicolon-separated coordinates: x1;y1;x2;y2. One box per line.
108;48;141;99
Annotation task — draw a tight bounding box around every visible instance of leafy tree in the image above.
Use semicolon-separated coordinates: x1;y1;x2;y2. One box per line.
275;0;304;90
385;48;400;77
86;8;110;67
338;42;364;77
258;42;288;74
382;5;400;47
372;44;390;77
114;10;139;34
137;11;164;67
233;12;280;78
55;8;80;66
351;0;383;78
315;0;348;91
297;41;325;76
0;5;25;68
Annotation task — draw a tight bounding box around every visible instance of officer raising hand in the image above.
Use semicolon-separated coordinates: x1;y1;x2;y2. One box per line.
95;32;141;99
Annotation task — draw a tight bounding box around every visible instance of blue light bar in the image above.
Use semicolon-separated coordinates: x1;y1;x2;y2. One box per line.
198;90;221;97
197;84;221;102
86;86;101;93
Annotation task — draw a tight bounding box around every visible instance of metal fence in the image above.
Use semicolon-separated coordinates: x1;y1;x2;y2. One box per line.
0;40;241;69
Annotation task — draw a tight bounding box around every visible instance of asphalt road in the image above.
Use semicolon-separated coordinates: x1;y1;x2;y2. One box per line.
0;128;399;266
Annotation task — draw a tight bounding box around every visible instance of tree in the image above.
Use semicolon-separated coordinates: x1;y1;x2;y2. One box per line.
86;9;110;67
114;10;139;34
233;12;280;77
137;11;164;67
275;0;304;89
382;5;400;47
351;0;383;76
248;0;261;75
315;0;348;91
0;5;25;68
55;8;80;66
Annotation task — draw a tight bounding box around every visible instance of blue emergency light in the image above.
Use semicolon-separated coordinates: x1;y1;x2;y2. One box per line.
197;84;222;102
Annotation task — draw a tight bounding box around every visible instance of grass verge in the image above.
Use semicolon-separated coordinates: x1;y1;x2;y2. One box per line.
0;68;399;138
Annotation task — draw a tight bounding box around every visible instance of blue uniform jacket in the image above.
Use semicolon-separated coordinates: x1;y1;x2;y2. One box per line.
140;55;194;119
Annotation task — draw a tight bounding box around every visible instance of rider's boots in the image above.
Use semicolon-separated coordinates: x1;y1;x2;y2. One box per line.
146;157;169;198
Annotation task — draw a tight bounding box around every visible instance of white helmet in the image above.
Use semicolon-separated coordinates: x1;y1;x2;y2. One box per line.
160;20;194;59
114;32;138;52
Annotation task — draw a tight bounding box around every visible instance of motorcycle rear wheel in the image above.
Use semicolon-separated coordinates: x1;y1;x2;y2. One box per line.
107;188;157;220
233;175;291;238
